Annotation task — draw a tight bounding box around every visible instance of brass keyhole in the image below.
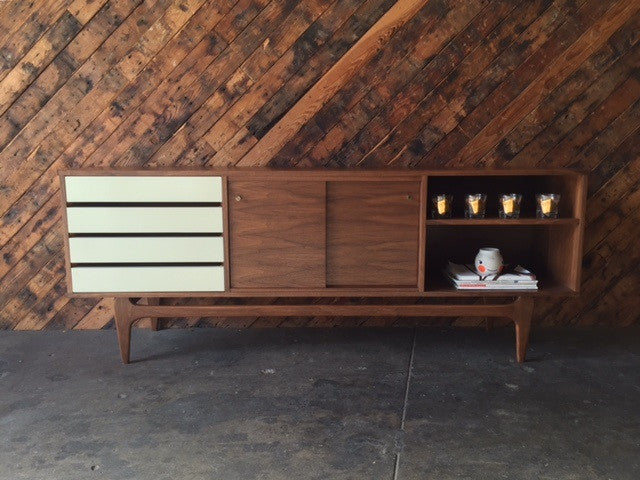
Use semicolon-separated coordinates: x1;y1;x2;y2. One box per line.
406;194;413;200
235;195;242;202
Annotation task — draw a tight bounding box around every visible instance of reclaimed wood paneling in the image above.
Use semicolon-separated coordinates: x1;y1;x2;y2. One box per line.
0;0;638;330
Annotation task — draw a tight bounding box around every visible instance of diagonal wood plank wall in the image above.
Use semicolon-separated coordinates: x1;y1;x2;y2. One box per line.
0;0;638;330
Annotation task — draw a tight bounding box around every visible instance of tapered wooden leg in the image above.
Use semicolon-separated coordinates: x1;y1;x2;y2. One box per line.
147;298;160;331
114;298;134;364
512;296;534;363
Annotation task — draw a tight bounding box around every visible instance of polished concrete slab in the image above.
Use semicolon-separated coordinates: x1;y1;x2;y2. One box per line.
0;327;638;480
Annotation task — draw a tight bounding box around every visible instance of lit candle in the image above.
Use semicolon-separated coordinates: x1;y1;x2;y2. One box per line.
470;198;480;214
503;198;514;215
465;194;487;219
437;197;448;215
536;193;560;219
431;194;453;219
499;194;522;219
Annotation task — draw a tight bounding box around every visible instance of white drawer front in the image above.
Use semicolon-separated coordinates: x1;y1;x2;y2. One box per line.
69;237;224;263
65;176;222;203
71;266;225;292
66;207;223;233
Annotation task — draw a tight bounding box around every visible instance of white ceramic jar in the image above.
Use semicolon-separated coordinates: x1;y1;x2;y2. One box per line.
474;247;504;278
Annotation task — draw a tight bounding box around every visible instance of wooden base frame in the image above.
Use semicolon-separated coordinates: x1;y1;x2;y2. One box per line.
113;297;534;364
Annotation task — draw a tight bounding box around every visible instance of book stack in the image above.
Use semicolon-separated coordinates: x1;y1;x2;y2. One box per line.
445;262;538;290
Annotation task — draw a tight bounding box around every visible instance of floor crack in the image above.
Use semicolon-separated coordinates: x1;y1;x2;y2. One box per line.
393;327;417;480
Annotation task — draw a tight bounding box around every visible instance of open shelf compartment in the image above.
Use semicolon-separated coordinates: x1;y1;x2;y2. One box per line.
426;174;583;220
424;223;581;295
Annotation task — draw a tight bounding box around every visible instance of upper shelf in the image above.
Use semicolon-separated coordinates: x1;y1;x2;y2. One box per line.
426;218;580;226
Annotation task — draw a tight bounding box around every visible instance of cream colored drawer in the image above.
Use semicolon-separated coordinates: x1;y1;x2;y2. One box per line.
65;176;222;203
71;266;225;292
69;237;224;263
66;207;223;233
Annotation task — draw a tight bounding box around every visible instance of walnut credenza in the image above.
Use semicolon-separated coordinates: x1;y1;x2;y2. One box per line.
59;169;586;364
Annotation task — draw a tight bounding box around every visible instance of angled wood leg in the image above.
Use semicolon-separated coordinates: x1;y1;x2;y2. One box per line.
114;298;134;364
512;296;534;363
147;298;160;331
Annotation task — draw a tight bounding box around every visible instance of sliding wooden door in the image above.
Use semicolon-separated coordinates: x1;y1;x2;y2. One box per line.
228;180;325;288
326;181;420;287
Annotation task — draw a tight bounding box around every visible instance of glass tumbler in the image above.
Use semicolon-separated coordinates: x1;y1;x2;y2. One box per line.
465;194;487;219
536;193;560;218
431;194;453;219
499;194;522;219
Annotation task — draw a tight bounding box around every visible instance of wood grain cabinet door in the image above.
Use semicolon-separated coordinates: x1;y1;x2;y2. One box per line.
327;181;421;287
228;180;326;288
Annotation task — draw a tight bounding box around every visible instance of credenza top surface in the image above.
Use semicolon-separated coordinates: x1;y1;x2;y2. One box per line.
59;168;586;178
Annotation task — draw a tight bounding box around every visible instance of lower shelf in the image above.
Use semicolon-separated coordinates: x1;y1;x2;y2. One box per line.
425;277;577;297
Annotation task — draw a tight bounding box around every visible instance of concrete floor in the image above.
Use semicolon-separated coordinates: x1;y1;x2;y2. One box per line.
0;327;638;480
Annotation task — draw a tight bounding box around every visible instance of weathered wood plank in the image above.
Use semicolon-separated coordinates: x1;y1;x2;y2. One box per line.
448;0;639;166
480;15;640;167
273;0;501;167
540;81;640;167
349;0;519;167
73;298;115;330
150;0;383;167
87;0;279;169
407;0;595;167
574;98;640;182
198;0;348;162
0;1;109;116
243;0;395;145
0;0;144;150
236;0;430;166
335;0;566;168
0;229;62;327
150;0;335;166
245;0;455;162
0;0;71;80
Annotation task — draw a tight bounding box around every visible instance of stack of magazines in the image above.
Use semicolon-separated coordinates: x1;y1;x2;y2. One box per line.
445;261;538;290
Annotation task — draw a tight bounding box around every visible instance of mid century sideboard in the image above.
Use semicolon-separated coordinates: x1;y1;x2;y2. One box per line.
59;169;587;364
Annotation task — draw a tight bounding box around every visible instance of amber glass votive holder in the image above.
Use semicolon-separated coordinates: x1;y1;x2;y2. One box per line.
464;194;487;219
536;193;560;218
498;193;522;219
431;194;453;219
